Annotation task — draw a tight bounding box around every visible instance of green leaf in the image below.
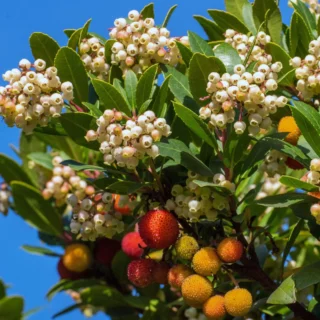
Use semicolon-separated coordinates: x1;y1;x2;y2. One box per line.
156;139;190;163
180;152;213;176
242;2;257;34
0;280;6;300
213;43;242;74
162;5;177;27
125;70;138;109
105;39;116;64
267;277;296;305
224;0;249;23
60;160;105;172
21;245;61;257
293;260;320;290
291;101;320;157
52;304;84;319
136;64;158;110
151;75;171;117
29;33;60;67
282;219;304;272
82;101;103;117
208;10;249;33
111;251;131;284
67;29;82;50
279;176;318;192
60;113;100;150
255;193;315;208
54;47;88;105
192;180;232;195
173;102;218;151
27;152;53;171
140;3;154;19
104;181;145;194
193;16;224;41
189;53;226;106
11;181;63;236
79;19;92;47
0;154;33;185
0;296;24;320
92;79;131;115
64;29;75;38
252;0;282;45
139;99;153;115
188;31;214;56
176;42;193;67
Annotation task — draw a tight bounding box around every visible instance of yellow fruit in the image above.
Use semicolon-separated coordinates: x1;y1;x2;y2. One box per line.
168;264;193;289
224;288;253;317
63;244;92;273
203;295;226;320
175;236;199;260
181;274;213;307
192;247;221;276
217;238;243;263
278;116;301;146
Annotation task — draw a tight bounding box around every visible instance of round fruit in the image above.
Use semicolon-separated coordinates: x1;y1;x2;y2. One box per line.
127;259;155;288
57;258;83;280
192;247;221;276
181;274;213;308
217;238;244;263
175;235;199;260
278;116;301;146
168;264;193;289
63;244;92;272
121;232;146;259
94;238;121;266
224;288;253;317
113;194;132;215
203;295;226;320
153;261;170;284
139;209;179;249
285;157;304;170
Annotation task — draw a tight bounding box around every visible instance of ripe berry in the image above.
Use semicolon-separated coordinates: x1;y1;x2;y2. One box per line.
113;194;132;215
192;247;221;276
127;259;155;288
63;244;92;273
121;232;146;259
278;116;301;146
94;238;121;266
181;275;213;307
57;258;84;280
217;238;244;263
152;261;170;284
175;235;199;260
203;295;226;320
285;157;304;170
168;264;193;289
224;288;253;317
139;209;179;249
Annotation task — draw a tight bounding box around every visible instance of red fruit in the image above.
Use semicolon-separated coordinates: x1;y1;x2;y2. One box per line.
113;194;132;215
94;238;121;266
121;232;146;259
127;259;155;288
153;261;170;284
57;258;84;280
139;210;179;249
285;157;304;170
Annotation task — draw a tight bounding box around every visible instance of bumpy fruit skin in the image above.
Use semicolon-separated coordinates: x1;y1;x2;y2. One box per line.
181;274;213;307
175;235;199;260
127;259;155;288
113;194;131;215
153;261;170;284
63;244;92;272
224;288;253;317
139;209;179;249
203;295;226;320
217;238;244;263
285;157;304;170
168;264;193;289
278;116;301;146
192;247;221;276
94;238;121;266
57;258;85;280
121;232;146;259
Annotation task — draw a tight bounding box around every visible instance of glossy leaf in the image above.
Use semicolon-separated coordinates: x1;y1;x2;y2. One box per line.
176;42;193;67
188;31;214;56
208;10;249;33
60;160;105;172
213;43;242;74
293;260;320;290
193;16;224;41
21;245;61;257
267;277;296;304
125;70;138;109
162;5;177;27
0;296;24;320
27;152;53;171
79;19;92;47
151;75;171;117
279;176;318;192
140;3;154;19
224;0;249;23
255;193;316;208
105;39;116;64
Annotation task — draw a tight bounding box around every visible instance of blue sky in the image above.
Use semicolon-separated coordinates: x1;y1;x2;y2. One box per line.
0;1;292;319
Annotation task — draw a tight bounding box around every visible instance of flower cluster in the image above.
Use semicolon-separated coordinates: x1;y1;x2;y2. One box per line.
68;192;137;241
289;0;320;20
307;158;320;185
80;37;110;80
109;9;189;74
291;39;320;101
256;174;283;200
1;59;74;134
224;29;271;63
184;307;206;320
42;156;91;207
200;62;287;135
0;183;10;215
165;171;234;221
86;109;170;169
260;150;287;177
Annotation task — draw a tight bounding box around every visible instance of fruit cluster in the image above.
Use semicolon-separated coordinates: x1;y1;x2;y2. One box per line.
109;10;189;74
1;59;74;134
200;62;288;135
80;37;110;80
0;183;10;215
86;109;171;169
165;172;234;222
